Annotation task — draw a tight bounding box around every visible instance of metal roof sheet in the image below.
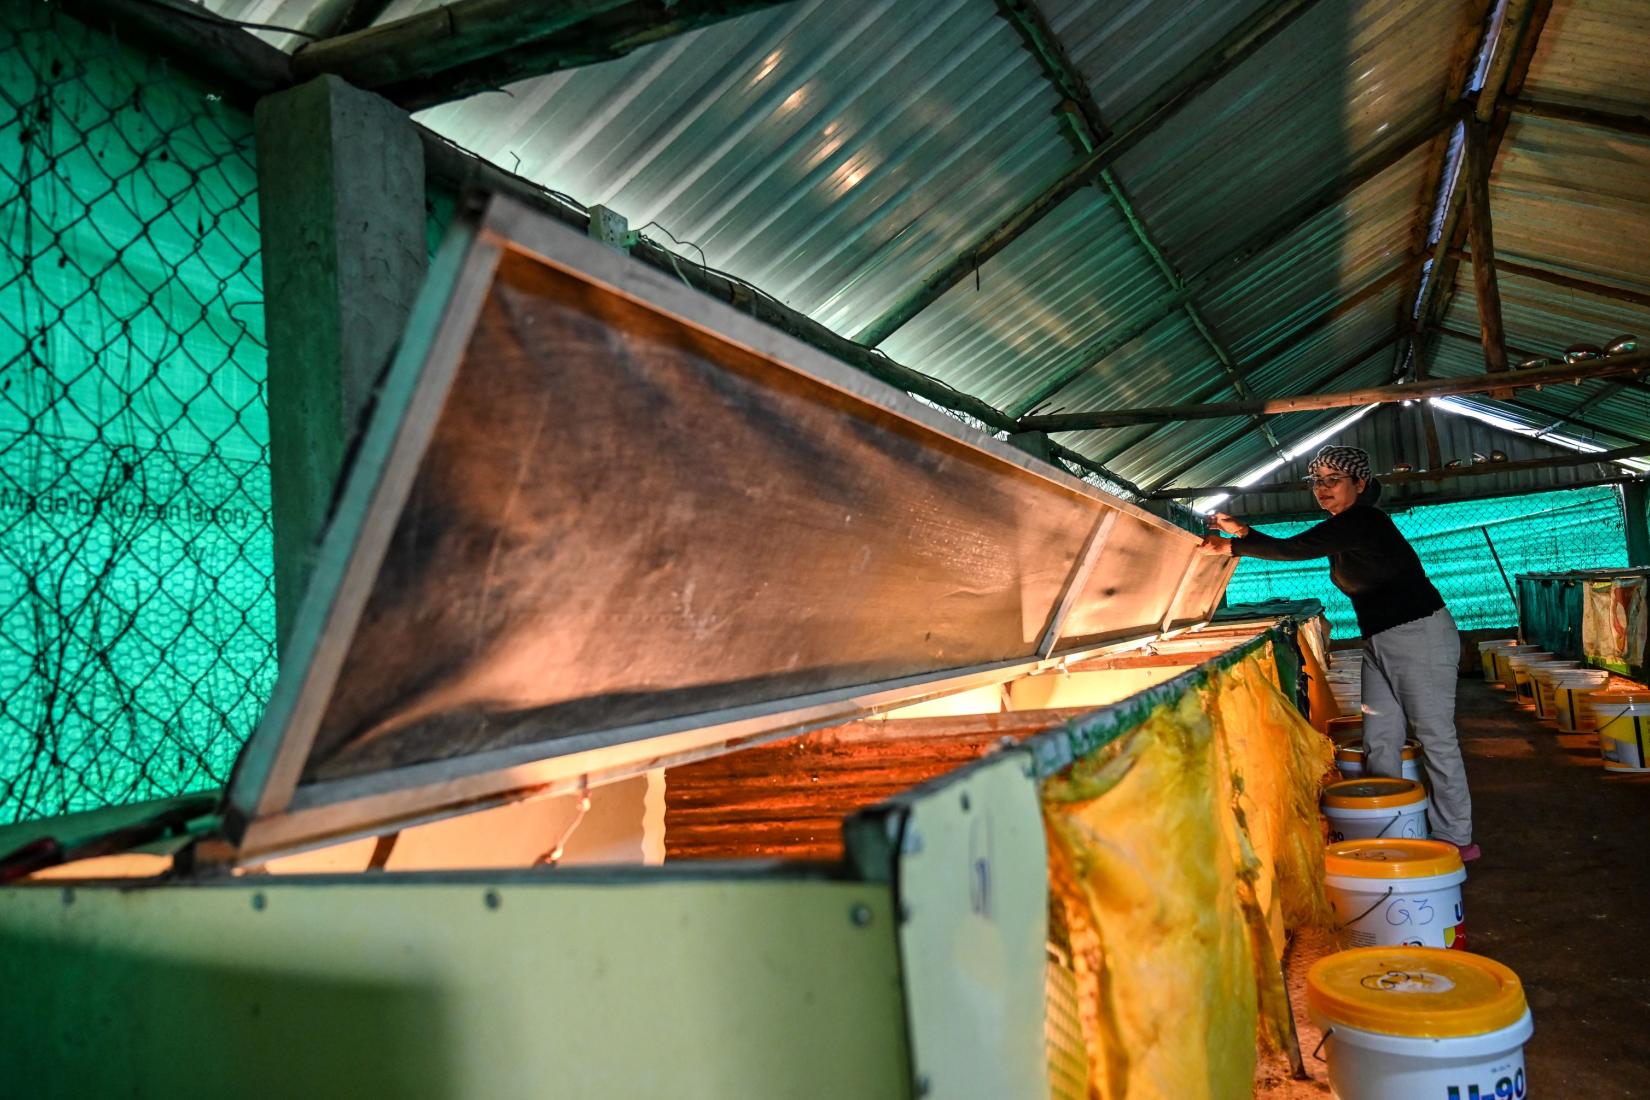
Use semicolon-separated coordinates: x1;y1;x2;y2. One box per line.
1523;0;1650;113
191;0;1647;493
409;0;1079;334
877;188;1170;412
1108;0;1464;273
1038;0;1273;124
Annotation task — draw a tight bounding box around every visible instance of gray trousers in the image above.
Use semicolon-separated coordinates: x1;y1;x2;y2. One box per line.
1362;606;1473;846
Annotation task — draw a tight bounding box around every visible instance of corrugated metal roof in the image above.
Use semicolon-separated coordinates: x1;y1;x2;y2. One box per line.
411;0;1079;335
878;188;1170;411
1040;0;1273;124
194;0;1648;493
1488;114;1650;292
1109;0;1463;273
1523;0;1650;113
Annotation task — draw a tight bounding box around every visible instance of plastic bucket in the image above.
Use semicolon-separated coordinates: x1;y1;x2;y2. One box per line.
1323;778;1430;842
1308;948;1533;1100
1335;740;1423;784
1593;693;1650;772
1488;644;1524;690
1530;661;1581;719
1504;651;1553;707
1552;670;1611;732
1476;638;1517;681
1325;839;1467;950
1328;714;1364;738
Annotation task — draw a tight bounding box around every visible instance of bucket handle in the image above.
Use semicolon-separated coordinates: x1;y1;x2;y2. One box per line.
1311;1027;1335;1062
1375;813;1402;838
1343;885;1396;927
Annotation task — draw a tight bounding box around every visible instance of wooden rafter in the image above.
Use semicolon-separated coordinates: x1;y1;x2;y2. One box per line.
853;0;1327;349
1463;119;1509;377
1405;0;1553;384
1143;336;1397;493
1511;97;1650;140
293;0;796;110
1152;442;1650;499
1020;349;1650;433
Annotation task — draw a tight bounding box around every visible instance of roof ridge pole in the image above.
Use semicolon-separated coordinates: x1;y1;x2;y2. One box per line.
1399;0;1551;390
853;0;1329;349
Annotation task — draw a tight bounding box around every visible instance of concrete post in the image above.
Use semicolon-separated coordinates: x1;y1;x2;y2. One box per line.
1624;481;1650;568
255;75;426;648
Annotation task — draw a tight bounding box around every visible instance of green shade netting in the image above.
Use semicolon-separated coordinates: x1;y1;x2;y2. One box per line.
1224;487;1630;640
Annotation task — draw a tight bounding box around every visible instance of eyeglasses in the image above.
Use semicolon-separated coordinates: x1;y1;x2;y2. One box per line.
1303;474;1353;488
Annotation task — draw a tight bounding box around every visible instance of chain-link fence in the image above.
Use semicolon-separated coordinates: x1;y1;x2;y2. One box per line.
0;3;274;823
1224;485;1632;638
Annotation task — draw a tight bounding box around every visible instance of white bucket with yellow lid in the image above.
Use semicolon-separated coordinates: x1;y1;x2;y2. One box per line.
1308;947;1533;1100
1594;692;1650;772
1323;778;1430;843
1476;638;1517;681
1324;839;1466;950
1488;643;1525;689
1334;739;1423;784
1530;660;1581;719
1504;651;1553;707
1551;669;1611;732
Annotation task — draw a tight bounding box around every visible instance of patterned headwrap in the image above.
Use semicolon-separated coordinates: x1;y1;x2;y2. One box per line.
1311;445;1372;482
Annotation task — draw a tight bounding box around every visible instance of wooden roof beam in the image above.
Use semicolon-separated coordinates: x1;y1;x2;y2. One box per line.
292;0;797;110
1463;119;1509;382
1142;336;1397;492
1020;348;1650;433
853;0;1327;348
1150;441;1650;498
1511;98;1650;140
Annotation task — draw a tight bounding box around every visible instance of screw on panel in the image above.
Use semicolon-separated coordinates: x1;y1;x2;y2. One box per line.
959;792;971;812
850;903;873;927
484;889;502;910
250;892;267;912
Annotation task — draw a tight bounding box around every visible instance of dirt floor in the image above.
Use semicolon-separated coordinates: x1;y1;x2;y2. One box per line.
1256;675;1650;1097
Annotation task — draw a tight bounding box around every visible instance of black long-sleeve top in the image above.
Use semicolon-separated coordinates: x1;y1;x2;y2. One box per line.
1232;503;1445;637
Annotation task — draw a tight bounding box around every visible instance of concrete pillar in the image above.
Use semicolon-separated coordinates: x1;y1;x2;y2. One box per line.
255;75;426;648
1624;481;1650;568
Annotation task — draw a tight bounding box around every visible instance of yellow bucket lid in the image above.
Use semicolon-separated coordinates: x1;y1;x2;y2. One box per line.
1323;777;1426;809
1325;838;1463;879
1307;948;1528;1038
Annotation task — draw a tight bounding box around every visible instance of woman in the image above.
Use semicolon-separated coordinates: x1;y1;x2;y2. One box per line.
1199;445;1477;860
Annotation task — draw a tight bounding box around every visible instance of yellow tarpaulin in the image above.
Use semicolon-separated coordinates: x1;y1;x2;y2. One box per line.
1042;640;1333;1098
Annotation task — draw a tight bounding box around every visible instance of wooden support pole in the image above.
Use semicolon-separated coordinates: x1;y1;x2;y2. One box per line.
1151;443;1650;499
256;76;428;647
1463;120;1509;378
1019;349;1650;433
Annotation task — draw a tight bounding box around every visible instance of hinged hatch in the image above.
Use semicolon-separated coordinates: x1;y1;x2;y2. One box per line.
224;194;1235;860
